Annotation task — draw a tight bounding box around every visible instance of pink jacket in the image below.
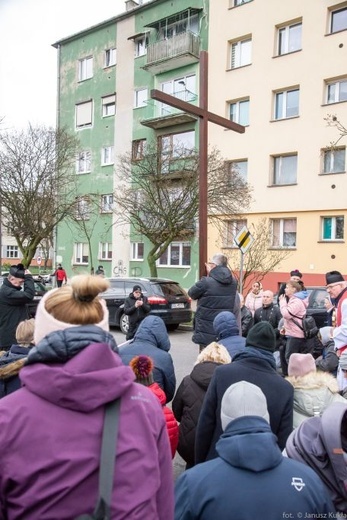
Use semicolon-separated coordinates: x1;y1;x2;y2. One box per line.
245;290;263;316
280;294;308;338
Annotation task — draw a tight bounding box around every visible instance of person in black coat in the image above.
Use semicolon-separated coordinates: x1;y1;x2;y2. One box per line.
195;321;294;463
123;284;151;340
172;342;231;468
254;290;282;350
239;293;253;337
0;264;35;350
188;253;240;351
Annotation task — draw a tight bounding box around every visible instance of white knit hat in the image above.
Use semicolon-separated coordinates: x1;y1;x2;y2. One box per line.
34;288;109;345
221;381;270;431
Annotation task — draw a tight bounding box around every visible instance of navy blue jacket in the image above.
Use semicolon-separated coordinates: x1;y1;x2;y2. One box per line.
119;316;176;402
195;348;294;460
188;266;239;347
175;416;335;519
213;311;246;358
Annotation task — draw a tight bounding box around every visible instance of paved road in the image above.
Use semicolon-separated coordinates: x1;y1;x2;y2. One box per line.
111;325;198;481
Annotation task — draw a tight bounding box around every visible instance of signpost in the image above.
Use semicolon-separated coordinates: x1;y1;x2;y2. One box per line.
234;226;254;293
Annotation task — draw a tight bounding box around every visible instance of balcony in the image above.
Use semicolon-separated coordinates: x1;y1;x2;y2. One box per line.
142;31;200;74
140;89;198;129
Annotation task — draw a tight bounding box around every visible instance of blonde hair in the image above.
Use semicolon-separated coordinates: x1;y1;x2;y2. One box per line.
286;280;302;292
195;342;231;365
44;275;110;325
15;318;35;347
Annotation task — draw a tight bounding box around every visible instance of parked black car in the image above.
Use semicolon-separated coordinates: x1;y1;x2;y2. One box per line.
101;277;192;334
275;286;329;329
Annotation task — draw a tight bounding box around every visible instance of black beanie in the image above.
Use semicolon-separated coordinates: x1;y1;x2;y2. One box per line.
290;269;302;278
246;322;276;352
133;285;142;292
9;263;26;280
325;271;345;285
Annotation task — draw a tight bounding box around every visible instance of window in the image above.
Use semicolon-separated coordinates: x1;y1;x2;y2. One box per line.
233;0;252;5
75;198;90;220
274;88;299;119
101;194;113;213
330;7;347;33
326;78;347;103
224;219;247;247
160;75;196;115
158;242;191;267
278;22;302;55
99;242;112;260
102;95;116;117
230;38;251;68
101;146;114;166
272;154;297;185
74;243;89;264
134;36;148;57
76;151;91;174
228;160;248;182
271;219;297;247
322;216;344;240
159;130;195;173
229;99;249;126
76;101;93;129
132;139;146;160
323;148;346;173
134;88;148;108
157;10;199;39
105;48;116;67
131;242;144;261
78;56;93;81
6;245;19;258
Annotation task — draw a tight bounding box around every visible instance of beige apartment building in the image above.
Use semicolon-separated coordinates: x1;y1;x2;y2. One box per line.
207;0;347;292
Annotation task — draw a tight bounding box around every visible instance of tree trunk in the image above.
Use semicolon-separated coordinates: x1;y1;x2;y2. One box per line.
147;250;158;277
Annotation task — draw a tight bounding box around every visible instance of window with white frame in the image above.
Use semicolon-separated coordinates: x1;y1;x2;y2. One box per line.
277;22;302;55
274;88;299;119
323;148;346;173
134;88;148;108
78;56;93;81
224;219;247;247
99;242;112;260
233;0;252;5
160;75;196;115
74;243;89;264
101;146;114;166
105;48;116;67
131;242;144;261
159;130;195;173
132;139;146;160
100;194;113;213
326;78;347;103
271;218;297;247
6;245;19;258
102;95;116;117
230;38;251;68
76;101;93;129
229;99;250;126
330;6;347;33
158;242;191;267
134;36;148;57
322;216;344;240
228;160;248;182
76;151;91;174
75;198;90;220
272;154;297;185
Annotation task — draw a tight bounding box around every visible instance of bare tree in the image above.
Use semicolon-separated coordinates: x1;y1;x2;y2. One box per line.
225;218;292;293
114;142;252;276
0;125;78;267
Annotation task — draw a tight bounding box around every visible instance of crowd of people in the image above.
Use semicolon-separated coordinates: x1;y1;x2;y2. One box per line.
0;259;345;517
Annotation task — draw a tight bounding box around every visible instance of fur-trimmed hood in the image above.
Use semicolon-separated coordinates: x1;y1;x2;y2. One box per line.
286;371;346;428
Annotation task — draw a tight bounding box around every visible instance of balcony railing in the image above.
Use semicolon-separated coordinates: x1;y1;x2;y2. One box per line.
143;31;200;74
140;89;198;129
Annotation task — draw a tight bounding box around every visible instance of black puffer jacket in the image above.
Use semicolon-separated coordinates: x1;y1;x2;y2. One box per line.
188;266;238;346
172;361;221;467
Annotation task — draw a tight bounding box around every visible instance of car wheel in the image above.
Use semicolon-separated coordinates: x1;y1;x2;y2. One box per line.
120;313;129;335
167;323;179;331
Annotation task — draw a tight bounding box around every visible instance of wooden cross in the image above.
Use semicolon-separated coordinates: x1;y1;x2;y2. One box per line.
151;51;245;278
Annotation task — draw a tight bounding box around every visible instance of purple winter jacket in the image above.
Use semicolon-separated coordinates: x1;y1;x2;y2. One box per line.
0;331;174;520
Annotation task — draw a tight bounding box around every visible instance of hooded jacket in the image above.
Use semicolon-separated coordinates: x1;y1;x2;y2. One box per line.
119;315;176;402
279;291;309;338
172;361;222;467
175;416;335;519
286;370;346;428
213;311;245;358
0;326;174;520
149;381;178;459
286;402;347;513
316;326;339;374
188;265;238;347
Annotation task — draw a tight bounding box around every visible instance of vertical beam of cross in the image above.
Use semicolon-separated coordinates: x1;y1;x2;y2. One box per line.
151;51;245;278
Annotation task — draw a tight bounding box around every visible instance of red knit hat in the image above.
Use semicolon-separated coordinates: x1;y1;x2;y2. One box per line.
129;355;154;386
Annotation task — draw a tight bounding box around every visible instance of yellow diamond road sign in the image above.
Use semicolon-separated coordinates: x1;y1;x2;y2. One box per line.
234;226;254;254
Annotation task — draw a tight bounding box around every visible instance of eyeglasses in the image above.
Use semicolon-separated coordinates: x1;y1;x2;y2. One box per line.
326;283;342;290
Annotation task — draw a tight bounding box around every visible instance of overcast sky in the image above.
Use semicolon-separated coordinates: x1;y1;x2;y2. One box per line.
0;0;126;130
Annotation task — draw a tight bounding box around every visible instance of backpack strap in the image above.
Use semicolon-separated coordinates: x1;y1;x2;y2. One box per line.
288;310;304;331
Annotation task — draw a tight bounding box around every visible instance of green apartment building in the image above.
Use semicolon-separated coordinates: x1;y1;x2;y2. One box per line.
53;0;208;289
